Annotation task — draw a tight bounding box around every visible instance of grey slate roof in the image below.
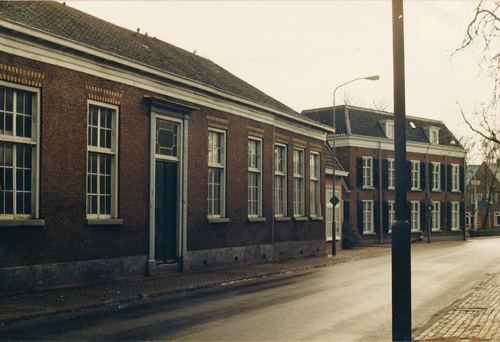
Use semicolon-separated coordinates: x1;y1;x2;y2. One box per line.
0;1;301;117
302;105;462;147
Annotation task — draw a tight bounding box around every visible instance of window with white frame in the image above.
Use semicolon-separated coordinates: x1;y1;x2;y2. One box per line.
293;148;305;217
411;201;420;231
495;212;500;226
432;162;441;191
386;122;394;139
326;190;333;240
208;129;226;217
431;201;441;231
310;152;321;217
451;202;460;230
430;129;439;144
411;161;420;190
274;144;287;217
466;213;472;228
388;158;395;190
248;138;262;217
0;83;39;219
87;102;118;219
363;200;374;234
362;157;373;188
388;200;395;233
335;189;341;239
451;164;460;192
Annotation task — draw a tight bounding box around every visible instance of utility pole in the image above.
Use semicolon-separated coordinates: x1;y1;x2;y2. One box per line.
391;0;412;341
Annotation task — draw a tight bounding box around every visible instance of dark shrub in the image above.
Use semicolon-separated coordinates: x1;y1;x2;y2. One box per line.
342;222;362;249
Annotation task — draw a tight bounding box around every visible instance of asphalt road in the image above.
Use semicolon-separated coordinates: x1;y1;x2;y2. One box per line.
2;238;500;341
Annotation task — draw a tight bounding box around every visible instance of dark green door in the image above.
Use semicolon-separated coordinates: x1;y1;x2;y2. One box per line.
155;161;177;263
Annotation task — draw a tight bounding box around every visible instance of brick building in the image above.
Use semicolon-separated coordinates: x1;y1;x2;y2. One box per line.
0;1;333;291
465;162;500;233
304;105;466;243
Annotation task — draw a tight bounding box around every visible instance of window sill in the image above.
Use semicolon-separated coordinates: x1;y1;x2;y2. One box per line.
451;190;461;194
86;219;123;226
431;189;443;193
431;229;442;232
275;216;290;222
388;187;395;191
451;228;461;232
362;186;375;190
248;217;266;223
411;229;421;233
294;216;308;222
0;219;45;227
310;216;323;221
410;188;422;192
207;217;230;224
363;232;375;235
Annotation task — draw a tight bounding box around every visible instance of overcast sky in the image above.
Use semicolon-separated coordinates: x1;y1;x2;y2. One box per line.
67;1;488;163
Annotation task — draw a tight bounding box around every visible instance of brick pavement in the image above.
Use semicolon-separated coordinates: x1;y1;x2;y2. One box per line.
0;246;391;324
415;267;500;341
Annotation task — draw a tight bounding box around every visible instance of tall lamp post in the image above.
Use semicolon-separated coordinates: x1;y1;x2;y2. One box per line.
331;75;379;256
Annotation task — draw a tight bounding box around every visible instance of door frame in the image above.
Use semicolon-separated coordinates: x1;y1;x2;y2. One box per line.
147;98;194;274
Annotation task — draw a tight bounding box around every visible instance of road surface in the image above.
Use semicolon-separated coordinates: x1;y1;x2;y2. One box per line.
2;238;500;341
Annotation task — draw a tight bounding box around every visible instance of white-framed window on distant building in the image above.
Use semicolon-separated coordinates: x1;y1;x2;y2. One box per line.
0;82;40;219
87;101;119;219
310;152;321;217
411;161;420;190
362;156;373;188
207;128;226;218
432;162;441;191
248;137;262;218
293;148;305;217
410;201;420;232
431;201;441;231
388;158;395;190
388;200;395;233
274;144;287;217
363;200;374;234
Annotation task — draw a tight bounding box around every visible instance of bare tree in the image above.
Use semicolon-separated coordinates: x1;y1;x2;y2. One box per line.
457;0;500;145
372;99;389;112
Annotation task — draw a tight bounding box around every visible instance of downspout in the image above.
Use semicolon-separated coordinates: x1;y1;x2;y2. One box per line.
379;141;383;244
463;152;467;241
272;116;276;260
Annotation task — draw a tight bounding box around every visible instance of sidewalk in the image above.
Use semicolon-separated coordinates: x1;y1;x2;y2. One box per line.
0;246;391;324
414;266;500;341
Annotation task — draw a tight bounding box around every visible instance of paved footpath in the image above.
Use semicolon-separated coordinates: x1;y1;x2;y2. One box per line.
415;266;500;341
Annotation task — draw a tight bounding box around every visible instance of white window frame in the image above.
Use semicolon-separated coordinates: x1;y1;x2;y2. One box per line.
274;144;287;217
430;129;439;144
248;137;262;218
310;152;321;217
386;122;394;139
431;201;441;231
432;162;441;191
86;100;119;220
362;156;373;188
410;201;420;232
466;213;472;228
335;189;341;240
451;201;460;231
207;128;226;218
0;81;40;220
388;158;395;190
293;148;305;217
411;160;420;190
326;189;333;241
495;212;500;227
363;200;374;234
388;200;395;233
451;164;460;192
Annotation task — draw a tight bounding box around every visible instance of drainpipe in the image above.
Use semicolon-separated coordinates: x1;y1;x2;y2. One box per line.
272;117;276;260
379;141;383;244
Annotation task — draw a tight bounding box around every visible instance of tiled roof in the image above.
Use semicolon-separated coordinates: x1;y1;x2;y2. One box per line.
0;1;302;118
302;105;462;147
465;165;480;185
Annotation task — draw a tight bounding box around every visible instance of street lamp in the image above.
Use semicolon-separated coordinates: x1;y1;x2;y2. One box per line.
330;75;379;256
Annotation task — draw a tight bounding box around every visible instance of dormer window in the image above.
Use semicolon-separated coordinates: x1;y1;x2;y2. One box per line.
430;129;439;144
380;120;394;139
423;126;440;145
